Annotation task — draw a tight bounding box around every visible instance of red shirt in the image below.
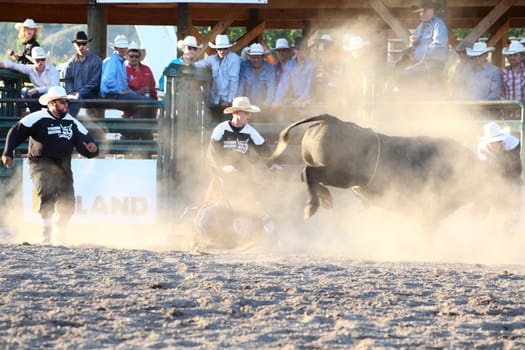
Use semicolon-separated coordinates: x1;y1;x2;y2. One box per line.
126;63;158;100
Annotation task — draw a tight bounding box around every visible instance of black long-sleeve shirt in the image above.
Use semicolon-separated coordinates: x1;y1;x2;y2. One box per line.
2;109;99;169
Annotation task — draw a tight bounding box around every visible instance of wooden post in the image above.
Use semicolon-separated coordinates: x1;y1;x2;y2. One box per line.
87;0;107;59
177;3;192;39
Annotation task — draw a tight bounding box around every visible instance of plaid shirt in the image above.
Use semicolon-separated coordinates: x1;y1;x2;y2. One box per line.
501;62;525;100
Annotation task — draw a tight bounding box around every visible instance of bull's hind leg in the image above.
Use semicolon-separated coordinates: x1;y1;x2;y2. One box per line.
303;166;333;219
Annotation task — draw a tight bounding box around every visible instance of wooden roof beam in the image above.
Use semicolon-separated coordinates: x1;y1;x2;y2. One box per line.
194;9;244;59
369;0;410;44
231;21;266;51
462;0;518;43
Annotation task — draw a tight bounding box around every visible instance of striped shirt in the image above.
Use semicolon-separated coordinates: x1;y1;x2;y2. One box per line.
501;62;525;100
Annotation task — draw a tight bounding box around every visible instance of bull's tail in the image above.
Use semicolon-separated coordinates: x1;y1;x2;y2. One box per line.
269;114;338;161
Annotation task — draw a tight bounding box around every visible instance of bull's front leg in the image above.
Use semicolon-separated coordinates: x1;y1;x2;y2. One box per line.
303;166;320;219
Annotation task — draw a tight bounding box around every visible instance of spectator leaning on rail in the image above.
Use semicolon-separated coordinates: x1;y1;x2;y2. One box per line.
460;42;502;101
7;18;41;65
501;41;525;101
237;43;276;118
0;46;60;113
272;36;316;116
194;34;241;122
159;35;203;91
125;41;157;117
1;86;99;244
271;38;292;86
64;31;102;118
100;35;151;118
124;41;158;140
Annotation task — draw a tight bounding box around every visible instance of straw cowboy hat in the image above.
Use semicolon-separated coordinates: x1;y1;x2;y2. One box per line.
223;96;260;114
466;41;495;56
28;46;46;63
410;0;438;12
272;38;290;50
477;122;511;143
15;18;41;31
502;41;525;55
209;34;234;49
247;43;270;56
177;35;203;50
71;31;92;43
38;86;72;105
128;41;146;60
110;35;129;49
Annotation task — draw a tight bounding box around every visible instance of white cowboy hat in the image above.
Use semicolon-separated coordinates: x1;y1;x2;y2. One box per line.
177;35;203;50
502;41;525;55
223;96;260;114
247;43;270;56
343;34;369;51
15;18;41;31
127;41;146;60
38;86;74;105
477;122;511;143
28;46;47;63
209;34;234;49
110;34;129;49
272;38;290;50
466;41;495;56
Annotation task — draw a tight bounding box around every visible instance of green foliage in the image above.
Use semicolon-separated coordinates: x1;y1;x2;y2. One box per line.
196;26;301;50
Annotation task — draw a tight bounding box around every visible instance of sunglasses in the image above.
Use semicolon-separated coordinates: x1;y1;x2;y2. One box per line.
217;48;228;51
187;46;198;51
54;99;69;104
75;41;88;46
35;58;46;62
128;54;140;59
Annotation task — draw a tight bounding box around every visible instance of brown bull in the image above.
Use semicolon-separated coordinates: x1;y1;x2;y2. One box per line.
270;114;491;221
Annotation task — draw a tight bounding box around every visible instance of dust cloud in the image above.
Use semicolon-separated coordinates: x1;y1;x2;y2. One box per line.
1;20;523;267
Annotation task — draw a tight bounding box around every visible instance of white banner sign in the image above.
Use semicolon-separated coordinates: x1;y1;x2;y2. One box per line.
23;159;157;224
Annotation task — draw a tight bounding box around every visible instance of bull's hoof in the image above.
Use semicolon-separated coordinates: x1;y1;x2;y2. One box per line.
304;202;319;219
318;186;333;209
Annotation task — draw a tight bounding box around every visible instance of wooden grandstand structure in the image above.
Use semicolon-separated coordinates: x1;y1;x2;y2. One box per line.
0;0;524;66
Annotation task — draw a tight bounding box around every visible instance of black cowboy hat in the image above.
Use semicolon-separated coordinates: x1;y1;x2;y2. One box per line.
71;31;92;43
410;0;439;12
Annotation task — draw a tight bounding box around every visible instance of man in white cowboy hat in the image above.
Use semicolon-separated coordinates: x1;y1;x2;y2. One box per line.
501;41;525;101
237;43;276;113
272;36;316;111
461;41;502;101
272;38;292;85
100;35;151;120
0;46;60;112
203;96;281;247
7;18;41;65
64;31;103;117
159;35;202;91
1;86;99;244
476;121;522;225
404;0;448;83
194;34;241;122
125;41;158;124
